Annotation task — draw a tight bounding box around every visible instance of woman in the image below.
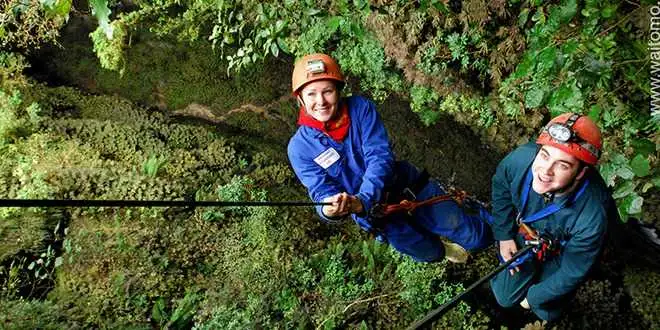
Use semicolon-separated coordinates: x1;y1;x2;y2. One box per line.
287;53;492;262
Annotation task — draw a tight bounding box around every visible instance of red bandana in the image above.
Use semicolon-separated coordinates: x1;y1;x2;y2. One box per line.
297;102;350;142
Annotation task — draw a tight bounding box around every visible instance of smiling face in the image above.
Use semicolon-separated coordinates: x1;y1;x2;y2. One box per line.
531;145;584;194
299;80;339;123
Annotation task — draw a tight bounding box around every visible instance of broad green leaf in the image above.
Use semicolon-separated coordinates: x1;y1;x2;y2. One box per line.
615;165;635;180
431;0;449;14
630;154;650;177
532;7;546;24
557;0;577;24
353;0;368;10
561;39;579;55
275;19;286;33
89;0;113;39
587;105;601;122
631;138;656;156
601;4;617;19
563;82;583;109
519;8;530;27
642;182;653;193
327;16;341;32
52;0;72;18
612;180;635;199
599;163;616;186
276;38;290;54
617;196;631;223
270;42;279;57
40;0;56;7
628;194;643;214
525;88;545;108
514;53;535;78
306;8;321;16
537;47;557;72
152;298;167;323
611;153;628;165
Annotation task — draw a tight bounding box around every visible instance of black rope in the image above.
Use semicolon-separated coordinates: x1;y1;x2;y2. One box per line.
0;199;330;208
407;244;536;330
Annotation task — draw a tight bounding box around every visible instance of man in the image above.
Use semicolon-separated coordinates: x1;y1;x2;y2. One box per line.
490;113;617;321
287;53;492;263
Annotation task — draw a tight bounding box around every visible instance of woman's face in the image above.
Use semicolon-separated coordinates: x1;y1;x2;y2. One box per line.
299;80;339;122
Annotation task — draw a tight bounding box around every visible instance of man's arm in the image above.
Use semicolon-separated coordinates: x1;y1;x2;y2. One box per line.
491;152;520;241
526;208;607;306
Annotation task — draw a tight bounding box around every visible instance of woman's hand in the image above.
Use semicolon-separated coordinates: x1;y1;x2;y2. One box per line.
322;192;364;218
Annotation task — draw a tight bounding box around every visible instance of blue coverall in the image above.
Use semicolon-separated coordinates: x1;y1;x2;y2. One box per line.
287;95;492;262
489;142;615;320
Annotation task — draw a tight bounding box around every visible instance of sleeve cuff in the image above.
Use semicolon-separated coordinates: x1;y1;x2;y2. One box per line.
355;193;372;217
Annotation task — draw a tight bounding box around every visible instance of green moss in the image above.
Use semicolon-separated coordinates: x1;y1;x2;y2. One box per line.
43;27;289;115
0;299;68;329
624;267;660;329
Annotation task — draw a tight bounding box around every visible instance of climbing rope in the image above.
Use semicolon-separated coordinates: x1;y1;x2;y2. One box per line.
0;199;330;208
371;190;469;218
407;244;537;330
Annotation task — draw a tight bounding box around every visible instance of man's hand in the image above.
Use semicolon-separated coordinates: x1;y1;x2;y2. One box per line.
322;193;364;218
499;239;520;275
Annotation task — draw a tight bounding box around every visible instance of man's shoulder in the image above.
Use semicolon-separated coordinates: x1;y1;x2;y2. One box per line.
501;142;537;170
582;170;615;211
511;142;538;158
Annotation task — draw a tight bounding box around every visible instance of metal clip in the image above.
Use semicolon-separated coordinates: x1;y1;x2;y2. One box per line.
402;187;416;201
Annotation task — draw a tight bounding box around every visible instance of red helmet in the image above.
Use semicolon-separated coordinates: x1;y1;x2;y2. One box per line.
291;53;345;95
536;113;602;165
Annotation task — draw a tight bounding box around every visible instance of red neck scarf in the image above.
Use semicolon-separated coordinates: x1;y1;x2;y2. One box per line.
297;102;350;142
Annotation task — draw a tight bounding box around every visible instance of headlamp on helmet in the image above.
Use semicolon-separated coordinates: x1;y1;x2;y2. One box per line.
546;123;573;142
543;114;579;143
537;113;602;165
292;53;345;95
306;59;326;74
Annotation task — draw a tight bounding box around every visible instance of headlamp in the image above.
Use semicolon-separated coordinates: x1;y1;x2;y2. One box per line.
306;59;326;74
541;114;601;160
546;123;573;143
544;113;580;144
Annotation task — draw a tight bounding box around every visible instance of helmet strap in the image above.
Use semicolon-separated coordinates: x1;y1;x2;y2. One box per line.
296;95;306;110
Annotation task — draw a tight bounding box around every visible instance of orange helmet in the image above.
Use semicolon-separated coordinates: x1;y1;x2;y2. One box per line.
292;53;345;95
536;113;602;165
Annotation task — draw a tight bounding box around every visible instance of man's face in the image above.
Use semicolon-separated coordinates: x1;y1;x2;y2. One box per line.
531;145;582;194
299;80;339;123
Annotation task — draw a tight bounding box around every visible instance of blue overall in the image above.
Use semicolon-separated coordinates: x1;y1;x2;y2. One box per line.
489;143;613;320
288;95;493;262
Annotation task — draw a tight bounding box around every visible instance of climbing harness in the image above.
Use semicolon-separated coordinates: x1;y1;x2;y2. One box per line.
503;168;589;269
407;244;537;330
0;198;330;208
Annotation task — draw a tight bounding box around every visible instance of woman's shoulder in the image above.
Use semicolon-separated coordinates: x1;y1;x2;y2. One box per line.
345;94;373;107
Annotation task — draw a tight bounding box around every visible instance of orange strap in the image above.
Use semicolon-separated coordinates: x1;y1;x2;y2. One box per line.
379;190;468;216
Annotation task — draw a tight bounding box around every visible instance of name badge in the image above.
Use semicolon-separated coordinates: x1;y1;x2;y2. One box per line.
314;148;340;169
